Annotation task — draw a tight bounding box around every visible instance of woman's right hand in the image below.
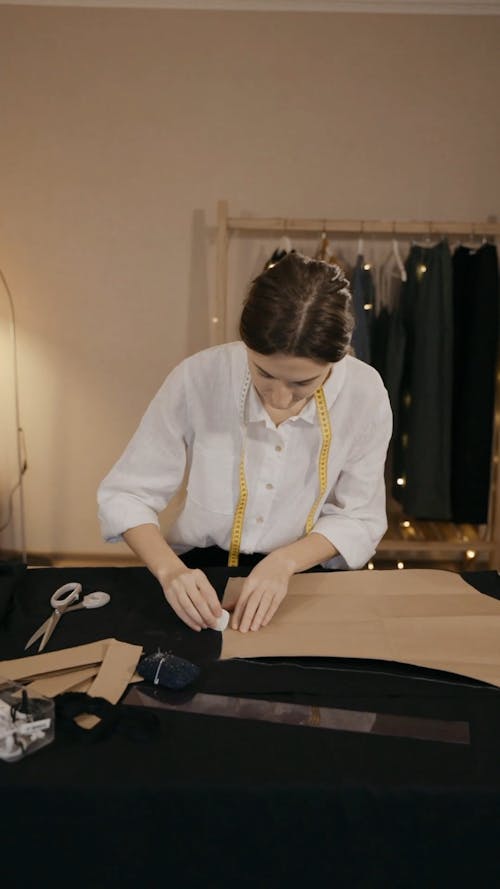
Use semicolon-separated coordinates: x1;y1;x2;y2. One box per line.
121;525;222;632
160;566;223;632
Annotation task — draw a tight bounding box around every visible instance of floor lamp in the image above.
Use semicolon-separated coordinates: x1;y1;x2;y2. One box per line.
1;268;27;563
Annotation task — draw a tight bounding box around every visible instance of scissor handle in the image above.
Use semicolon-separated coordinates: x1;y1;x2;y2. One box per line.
81;591;111;609
50;582;82;610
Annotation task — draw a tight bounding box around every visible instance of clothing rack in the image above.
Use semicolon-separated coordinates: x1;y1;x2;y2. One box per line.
214;199;500;569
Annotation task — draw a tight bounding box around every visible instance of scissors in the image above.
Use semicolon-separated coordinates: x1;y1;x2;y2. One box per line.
25;582;111;653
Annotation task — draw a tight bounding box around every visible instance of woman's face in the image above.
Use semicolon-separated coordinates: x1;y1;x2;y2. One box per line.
247;349;332;411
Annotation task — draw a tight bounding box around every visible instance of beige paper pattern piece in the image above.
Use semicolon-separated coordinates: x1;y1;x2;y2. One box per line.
77;639;143;729
0;639;143;730
25;666;100;698
86;639;142;703
69;677;95;694
0;639;114;682
222;569;500;686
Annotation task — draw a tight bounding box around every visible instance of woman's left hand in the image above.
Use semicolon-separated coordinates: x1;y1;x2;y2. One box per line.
230;551;294;632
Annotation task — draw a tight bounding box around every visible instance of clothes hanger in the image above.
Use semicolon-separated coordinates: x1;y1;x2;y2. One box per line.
315;224;329;261
391;235;407;282
376;230;407;312
357;222;365;258
278;235;293;254
266;223;293;269
361;232;376;273
467;224;483;253
411;221;440;250
452;225;480;254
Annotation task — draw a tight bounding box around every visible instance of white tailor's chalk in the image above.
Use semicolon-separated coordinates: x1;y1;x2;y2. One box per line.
214;609;230;632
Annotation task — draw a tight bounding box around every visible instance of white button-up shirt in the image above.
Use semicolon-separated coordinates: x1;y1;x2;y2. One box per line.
97;342;392;569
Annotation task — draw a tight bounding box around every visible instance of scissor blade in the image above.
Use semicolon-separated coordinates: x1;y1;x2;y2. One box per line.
38;613;60;653
25;617;52;651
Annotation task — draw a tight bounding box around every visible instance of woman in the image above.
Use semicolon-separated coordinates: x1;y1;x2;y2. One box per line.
98;252;392;634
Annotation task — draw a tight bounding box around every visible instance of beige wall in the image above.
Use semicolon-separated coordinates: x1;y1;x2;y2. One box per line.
0;6;499;557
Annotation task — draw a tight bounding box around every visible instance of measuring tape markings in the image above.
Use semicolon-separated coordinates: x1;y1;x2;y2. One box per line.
228;386;332;567
228;454;249;567
305;387;332;534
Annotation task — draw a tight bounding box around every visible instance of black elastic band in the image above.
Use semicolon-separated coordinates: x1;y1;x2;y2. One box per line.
55;692;160;744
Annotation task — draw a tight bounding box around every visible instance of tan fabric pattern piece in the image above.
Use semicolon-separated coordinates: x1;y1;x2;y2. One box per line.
0;639;143;729
222;569;500;686
0;639;114;682
25;666;100;698
77;639;143;729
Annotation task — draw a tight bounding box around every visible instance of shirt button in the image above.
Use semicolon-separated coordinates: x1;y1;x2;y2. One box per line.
265;483;274;490
256;516;264;524
275;445;283;453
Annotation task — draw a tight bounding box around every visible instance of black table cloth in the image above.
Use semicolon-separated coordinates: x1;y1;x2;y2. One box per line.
1;563;500;888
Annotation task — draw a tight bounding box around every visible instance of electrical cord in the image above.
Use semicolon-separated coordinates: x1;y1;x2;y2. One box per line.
0;267;27;560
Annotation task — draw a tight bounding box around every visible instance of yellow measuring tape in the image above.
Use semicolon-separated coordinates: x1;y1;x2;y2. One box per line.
228;387;332;567
227;451;249;568
305;387;332;534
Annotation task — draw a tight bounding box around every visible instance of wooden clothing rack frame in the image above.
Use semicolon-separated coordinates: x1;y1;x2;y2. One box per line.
214;199;500;569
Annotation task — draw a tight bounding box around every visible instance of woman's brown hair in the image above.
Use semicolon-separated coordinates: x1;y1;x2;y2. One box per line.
239;252;354;363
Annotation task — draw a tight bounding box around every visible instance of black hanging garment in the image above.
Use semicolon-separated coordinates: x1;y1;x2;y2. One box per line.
451;242;500;523
388;241;454;519
370;305;392;385
350;255;374;364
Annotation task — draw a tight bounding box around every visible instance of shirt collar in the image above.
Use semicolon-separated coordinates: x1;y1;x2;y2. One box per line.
319;356;347;408
232;342;347;427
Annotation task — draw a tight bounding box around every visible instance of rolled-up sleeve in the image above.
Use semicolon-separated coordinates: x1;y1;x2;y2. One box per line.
312;391;393;569
97;363;190;542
